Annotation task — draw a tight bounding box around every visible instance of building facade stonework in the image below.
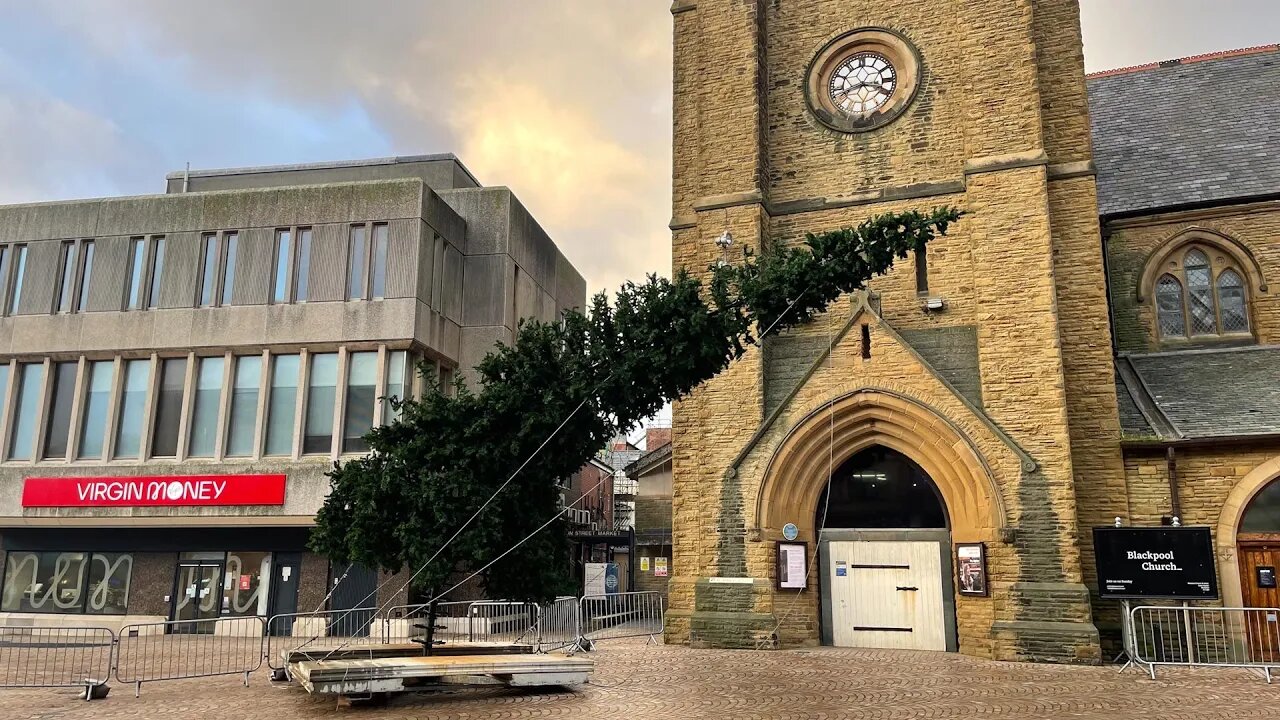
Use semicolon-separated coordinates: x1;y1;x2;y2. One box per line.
667;0;1280;663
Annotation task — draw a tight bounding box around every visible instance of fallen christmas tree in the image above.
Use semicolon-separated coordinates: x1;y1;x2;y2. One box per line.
310;206;963;603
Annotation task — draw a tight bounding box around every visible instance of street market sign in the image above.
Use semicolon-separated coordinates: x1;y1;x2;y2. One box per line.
1092;526;1218;600
21;474;287;508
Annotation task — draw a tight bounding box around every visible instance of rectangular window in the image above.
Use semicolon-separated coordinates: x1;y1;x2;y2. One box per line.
0;364;8;428
0;246;9;314
223;551;271;617
272;230;292;304
1;551;132;614
78;360;113;460
8;363;43;461
42;361;78;459
915;247;929;295
265;354;300;456
76;241;94;312
56;241;78;313
126;237;165;310
85;552;132;614
296;228;312;302
370;223;389;299
198;233;218;307
147;237;165;309
113;360;149;459
226;355;261;457
303;353;338;454
150;357;187;458
8;245;26;315
384;350;409;424
342;352;377;453
221;232;238;306
347;225;367;301
188;357;224;457
126;238;146;309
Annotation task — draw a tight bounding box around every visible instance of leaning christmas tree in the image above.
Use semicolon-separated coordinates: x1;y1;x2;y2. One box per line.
310;207;962;603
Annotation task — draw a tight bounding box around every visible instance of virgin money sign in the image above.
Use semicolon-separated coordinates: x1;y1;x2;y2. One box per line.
21;474;286;508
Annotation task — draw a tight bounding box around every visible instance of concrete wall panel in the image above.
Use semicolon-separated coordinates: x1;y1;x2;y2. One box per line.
442;244;463;323
385;219;418;300
507;194;558;289
16;240;59;316
458;325;512;385
422;189;467;248
232;228;273;306
307;225;347;303
514;265;541;326
86;236;130;313
461;254;510;328
158;232;200;309
172;157;470;194
437;188;509;256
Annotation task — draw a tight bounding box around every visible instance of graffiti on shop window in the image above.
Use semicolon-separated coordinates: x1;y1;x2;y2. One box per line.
0;551;132;613
224;553;268;615
173;553;270;616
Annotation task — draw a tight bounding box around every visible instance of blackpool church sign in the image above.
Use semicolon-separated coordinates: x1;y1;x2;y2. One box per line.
1092;526;1219;600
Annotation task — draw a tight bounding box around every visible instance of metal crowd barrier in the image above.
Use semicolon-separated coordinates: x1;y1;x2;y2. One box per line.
467;601;541;645
383;601;473;647
536;597;581;653
264;607;382;670
1129;605;1280;681
579;591;664;644
0;594;644;699
0;626;114;699
115;616;266;696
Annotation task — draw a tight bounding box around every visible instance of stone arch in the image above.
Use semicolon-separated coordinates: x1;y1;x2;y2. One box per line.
1215;455;1280;609
1136;226;1268;303
755;388;1008;543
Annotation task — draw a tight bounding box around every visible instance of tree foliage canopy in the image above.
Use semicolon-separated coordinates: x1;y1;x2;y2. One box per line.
310;207;963;602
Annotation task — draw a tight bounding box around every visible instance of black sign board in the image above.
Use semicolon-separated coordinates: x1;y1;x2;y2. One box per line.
1092;526;1219;600
1259;567;1277;589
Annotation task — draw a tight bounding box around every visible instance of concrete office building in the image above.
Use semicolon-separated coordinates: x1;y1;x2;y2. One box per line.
0;155;585;631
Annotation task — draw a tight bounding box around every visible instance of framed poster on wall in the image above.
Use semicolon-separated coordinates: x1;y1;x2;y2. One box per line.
777;541;808;590
956;542;988;597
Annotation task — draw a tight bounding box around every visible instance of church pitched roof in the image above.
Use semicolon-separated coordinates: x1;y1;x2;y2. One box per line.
1088;45;1280;217
1115;346;1280;441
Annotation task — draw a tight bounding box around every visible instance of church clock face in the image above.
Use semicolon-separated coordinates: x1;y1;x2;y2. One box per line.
805;29;921;133
828;52;897;115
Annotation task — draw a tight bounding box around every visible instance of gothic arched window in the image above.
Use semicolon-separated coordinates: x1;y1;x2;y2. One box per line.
1153;244;1251;340
1155;274;1186;338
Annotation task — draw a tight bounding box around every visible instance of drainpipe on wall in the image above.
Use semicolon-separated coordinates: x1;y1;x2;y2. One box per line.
1166;445;1182;522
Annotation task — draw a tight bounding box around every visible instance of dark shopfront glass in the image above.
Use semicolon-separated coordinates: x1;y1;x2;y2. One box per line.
173;551;273;622
0;551;132;615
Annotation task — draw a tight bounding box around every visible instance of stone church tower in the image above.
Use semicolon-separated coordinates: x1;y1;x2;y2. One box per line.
667;0;1125;662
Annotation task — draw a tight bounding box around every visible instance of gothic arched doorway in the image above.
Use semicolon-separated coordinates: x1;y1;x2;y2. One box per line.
1236;476;1280;660
817;446;957;652
816;446;949;529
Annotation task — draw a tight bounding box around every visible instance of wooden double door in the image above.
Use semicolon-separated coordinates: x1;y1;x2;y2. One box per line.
1237;538;1280;662
825;540;947;651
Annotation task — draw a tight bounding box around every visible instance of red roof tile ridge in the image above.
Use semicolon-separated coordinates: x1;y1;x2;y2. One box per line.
1087;44;1280;80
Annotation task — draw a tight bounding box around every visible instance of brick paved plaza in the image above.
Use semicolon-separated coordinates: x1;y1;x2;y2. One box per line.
4;642;1278;719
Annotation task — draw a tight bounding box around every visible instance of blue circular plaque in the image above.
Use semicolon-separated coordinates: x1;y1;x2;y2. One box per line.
782;523;799;541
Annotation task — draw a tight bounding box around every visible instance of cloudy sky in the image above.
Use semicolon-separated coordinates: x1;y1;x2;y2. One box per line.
0;1;1275;295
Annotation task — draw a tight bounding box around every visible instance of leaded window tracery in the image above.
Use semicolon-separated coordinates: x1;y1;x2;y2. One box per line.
1152;244;1252;340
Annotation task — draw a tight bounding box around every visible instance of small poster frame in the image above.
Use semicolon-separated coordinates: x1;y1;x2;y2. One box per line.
777;541;808;590
955;542;989;597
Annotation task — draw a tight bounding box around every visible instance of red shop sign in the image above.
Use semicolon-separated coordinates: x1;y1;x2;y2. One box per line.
21;474;287;508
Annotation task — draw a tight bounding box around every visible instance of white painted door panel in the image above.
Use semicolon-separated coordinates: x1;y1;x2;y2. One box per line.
827;540;946;651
